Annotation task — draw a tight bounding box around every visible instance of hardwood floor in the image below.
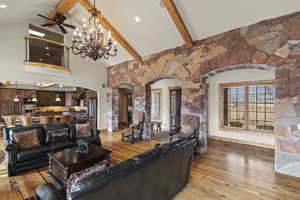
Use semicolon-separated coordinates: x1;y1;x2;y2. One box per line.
1;132;300;200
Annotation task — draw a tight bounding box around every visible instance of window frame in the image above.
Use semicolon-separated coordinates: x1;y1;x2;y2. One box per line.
219;80;275;135
151;88;163;121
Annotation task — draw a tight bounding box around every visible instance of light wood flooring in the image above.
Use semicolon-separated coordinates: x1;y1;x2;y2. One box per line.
0;132;300;200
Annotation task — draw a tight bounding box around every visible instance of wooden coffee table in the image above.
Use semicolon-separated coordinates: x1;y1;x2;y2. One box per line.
48;145;111;187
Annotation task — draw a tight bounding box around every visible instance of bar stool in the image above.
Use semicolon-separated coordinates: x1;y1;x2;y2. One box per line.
40;115;54;124
3;116;16;127
20;115;32;126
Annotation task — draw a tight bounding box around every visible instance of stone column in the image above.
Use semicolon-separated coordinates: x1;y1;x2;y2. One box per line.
107;88;119;132
133;85;151;139
198;83;209;153
275;68;300;178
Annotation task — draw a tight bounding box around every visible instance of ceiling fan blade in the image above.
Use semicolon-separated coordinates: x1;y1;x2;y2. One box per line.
58;25;68;34
63;23;76;29
41;23;56;27
37;14;54;22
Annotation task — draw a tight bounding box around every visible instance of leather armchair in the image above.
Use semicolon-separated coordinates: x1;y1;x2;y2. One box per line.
121;121;144;144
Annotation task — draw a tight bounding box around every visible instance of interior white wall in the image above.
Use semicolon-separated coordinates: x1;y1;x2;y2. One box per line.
151;79;184;131
0;21;107;129
207;69;276;147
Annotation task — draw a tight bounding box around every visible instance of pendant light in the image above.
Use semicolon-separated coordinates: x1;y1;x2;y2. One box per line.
55;84;61;102
32;82;38;102
13;81;20;103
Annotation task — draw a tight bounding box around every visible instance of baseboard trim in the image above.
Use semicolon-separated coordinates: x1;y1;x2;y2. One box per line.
208;135;275;149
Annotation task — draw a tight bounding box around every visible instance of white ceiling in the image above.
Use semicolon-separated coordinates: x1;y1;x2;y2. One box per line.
1;0;300;65
0;0;60;23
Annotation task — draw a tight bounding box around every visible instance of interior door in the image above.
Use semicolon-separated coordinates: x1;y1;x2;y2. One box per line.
170;88;181;131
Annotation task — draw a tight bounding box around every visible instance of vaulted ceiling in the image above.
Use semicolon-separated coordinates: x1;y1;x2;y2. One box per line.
1;0;300;66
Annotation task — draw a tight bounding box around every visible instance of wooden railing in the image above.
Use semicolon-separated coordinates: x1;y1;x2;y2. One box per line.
24;36;70;72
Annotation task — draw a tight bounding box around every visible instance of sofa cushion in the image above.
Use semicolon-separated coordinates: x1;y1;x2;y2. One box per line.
79;136;99;145
47;128;69;143
67;159;108;199
75;123;92;138
16;141;76;162
13;129;40;150
17;145;52;162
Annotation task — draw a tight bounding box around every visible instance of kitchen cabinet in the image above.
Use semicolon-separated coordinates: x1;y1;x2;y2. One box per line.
0;89;22;115
36;91;65;106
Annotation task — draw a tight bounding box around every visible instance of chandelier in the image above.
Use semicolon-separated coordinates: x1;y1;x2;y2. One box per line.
71;0;117;61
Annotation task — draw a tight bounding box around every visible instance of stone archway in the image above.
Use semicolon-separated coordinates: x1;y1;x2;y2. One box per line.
143;76;188;139
107;12;300;177
197;64;278;153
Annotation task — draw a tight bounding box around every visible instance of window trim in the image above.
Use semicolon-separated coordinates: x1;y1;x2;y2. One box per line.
151;88;163;121
219;80;275;135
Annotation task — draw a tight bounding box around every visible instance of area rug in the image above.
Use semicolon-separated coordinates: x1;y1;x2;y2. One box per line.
152;132;171;143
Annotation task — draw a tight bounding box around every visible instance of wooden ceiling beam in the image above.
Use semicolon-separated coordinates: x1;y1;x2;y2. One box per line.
78;0;142;62
45;0;79;23
162;0;193;48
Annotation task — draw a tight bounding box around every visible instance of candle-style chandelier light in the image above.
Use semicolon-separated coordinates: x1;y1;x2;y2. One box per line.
71;0;117;61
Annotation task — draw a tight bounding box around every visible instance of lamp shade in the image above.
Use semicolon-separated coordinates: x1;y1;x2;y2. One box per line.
13;95;20;103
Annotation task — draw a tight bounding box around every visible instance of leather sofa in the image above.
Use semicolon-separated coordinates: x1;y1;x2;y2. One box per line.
35;136;196;200
4;121;101;177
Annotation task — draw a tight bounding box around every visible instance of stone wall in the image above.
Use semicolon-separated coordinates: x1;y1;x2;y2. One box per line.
107;12;300;177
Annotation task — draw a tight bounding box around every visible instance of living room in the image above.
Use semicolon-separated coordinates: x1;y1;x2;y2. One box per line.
1;0;300;200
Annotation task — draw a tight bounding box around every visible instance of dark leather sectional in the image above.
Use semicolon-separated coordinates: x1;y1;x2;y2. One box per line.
4;121;101;177
35;136;196;200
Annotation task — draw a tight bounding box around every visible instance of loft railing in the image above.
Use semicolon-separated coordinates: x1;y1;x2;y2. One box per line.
24;36;70;72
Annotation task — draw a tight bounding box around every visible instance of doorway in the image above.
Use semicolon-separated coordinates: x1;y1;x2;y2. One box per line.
170;87;182;132
148;78;184;135
118;88;133;129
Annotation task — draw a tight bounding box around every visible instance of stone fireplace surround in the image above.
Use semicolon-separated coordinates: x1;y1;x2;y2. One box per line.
107;12;300;177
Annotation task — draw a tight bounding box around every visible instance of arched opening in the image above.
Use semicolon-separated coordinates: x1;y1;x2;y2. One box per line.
200;64;277;149
144;77;185;141
0;80;98;128
109;83;134;131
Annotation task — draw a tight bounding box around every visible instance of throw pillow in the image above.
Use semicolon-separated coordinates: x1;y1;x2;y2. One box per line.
13;130;40;150
47;128;69;143
75;123;91;138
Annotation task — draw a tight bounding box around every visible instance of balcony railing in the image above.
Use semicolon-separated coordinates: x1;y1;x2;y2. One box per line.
24;36;70;73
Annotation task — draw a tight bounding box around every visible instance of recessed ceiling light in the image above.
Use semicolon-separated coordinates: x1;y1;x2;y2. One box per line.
159;1;165;8
134;16;141;22
0;5;7;9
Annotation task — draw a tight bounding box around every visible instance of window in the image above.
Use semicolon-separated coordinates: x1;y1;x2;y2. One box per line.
26;24;68;67
220;80;275;133
151;89;162;121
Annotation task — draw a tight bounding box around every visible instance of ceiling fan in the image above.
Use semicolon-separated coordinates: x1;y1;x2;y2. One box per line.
37;13;76;34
